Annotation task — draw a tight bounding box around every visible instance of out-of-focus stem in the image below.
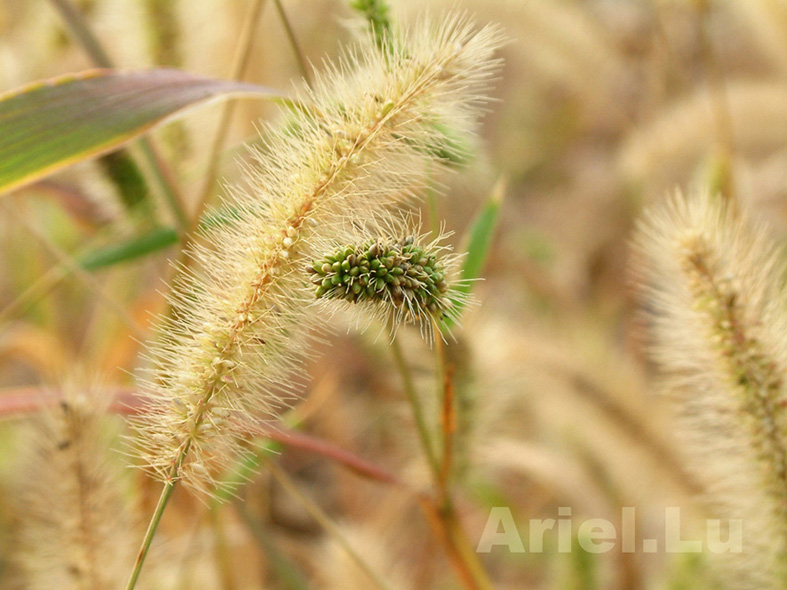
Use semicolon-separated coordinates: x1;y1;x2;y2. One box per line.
392;320;493;590
48;0;113;67
435;328;454;499
6;202;146;339
266;459;394;590
209;505;237;590
390;333;441;480
272;0;311;86
696;1;737;205
190;0;268;230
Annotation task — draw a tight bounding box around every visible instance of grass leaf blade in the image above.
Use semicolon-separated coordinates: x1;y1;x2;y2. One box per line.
0;68;285;196
79;226;178;270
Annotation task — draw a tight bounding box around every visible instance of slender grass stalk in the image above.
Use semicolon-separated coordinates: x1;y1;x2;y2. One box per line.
4;202;146;339
48;0;113;67
142;0;183;68
695;2;737;203
124;478;177;590
444;510;494;590
0;224;177;325
350;0;392;49
190;0;268;230
0;264;69;325
390;331;441;479
436;330;454;494
311;232;493;588
208;505;236;590
433;324;495;590
419;496;493;590
134;141;189;230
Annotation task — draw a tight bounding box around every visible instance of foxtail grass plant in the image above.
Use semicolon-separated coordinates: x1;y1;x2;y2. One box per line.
126;13;502;589
633;189;787;589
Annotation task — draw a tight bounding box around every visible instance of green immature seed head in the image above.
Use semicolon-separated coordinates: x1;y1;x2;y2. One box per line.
309;236;461;327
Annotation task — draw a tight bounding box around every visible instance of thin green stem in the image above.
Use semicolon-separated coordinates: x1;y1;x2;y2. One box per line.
444;510;495;590
124;477;178;590
434;327;453;500
125;435;192;590
433;324;494;590
389;327;492;588
0;264;67;325
390;333;441;480
695;1;737;205
5;202;146;339
209;505;237;590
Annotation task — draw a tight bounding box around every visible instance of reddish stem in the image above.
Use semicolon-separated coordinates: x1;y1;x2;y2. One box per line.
0;386;407;489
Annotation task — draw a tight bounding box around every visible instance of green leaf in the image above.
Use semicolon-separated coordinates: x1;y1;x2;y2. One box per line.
75;205;247;273
79;226;179;270
443;177;505;328
0;68;285;195
460;177;505;285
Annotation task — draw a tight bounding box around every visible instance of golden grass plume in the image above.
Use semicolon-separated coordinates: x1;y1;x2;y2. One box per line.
11;389;135;590
632;189;787;588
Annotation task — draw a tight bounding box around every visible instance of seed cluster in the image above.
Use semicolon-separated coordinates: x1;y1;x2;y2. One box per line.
308;237;451;319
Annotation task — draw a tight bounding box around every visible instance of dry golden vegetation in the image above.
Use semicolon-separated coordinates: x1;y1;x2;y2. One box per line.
1;1;787;589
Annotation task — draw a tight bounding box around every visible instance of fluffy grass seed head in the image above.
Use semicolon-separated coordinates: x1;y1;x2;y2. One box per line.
633;189;787;588
132;13;504;494
12;390;135;590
